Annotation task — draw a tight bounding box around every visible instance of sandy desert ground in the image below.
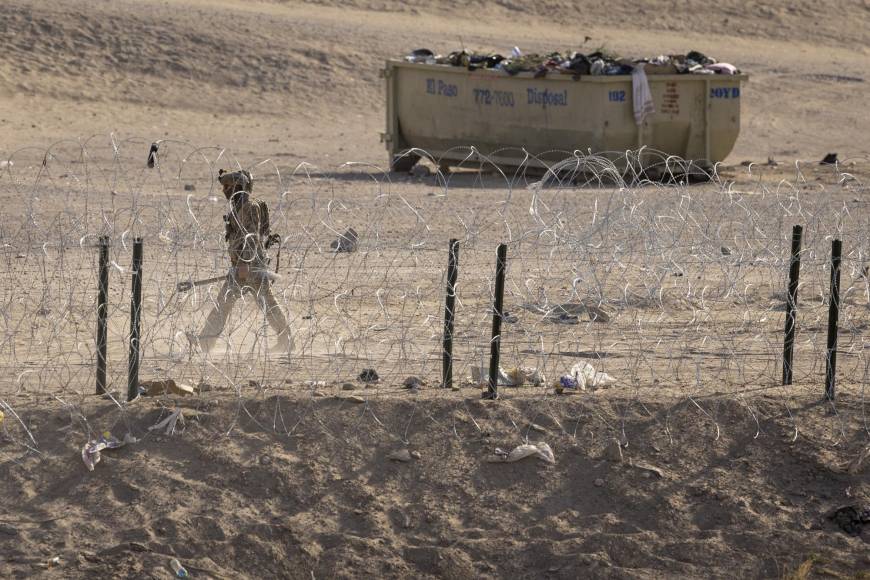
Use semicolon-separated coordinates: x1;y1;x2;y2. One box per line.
1;0;869;578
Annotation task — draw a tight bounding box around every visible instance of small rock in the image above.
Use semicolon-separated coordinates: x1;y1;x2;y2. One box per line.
820;152;838;165
410;450;421;460
402;376;424;389
601;439;624;463
594;478;605;487
259;455;272;466
0;523;19;536
341;383;356;391
183;184;195;192
358;368;379;383
388;449;413;462
529;423;547;434
346;395;366;404
331;228;359;253
720;246;731;256
410;165;431;179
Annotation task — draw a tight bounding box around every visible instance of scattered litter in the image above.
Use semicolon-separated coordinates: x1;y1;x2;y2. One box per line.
470;366;543;387
631;460;666;478
35;555;62;569
556;362;617;392
358;368;379;383
826;505;869;536
330;227;359;253
387;448;414;462
148;409;185;436
820;153;839;165
520;301;611;323
406;47;739;78
81;431;137;471
169;557;189;578
403;376;425;389
139;379;195;397
488;441;555;464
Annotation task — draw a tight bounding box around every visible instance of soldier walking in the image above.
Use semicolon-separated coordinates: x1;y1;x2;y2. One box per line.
189;169;292;354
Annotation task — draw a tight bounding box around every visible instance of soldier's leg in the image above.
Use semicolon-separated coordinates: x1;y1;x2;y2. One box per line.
196;277;241;352
253;280;293;352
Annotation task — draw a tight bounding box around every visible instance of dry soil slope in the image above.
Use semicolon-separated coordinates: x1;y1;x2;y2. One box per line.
0;0;868;161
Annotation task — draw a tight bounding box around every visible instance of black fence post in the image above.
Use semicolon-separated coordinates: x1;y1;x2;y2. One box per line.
127;238;143;402
782;225;803;385
96;236;110;395
442;239;460;389
825;239;842;401
486;244;507;400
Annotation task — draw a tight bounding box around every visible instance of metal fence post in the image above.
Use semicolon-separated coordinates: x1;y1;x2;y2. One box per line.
486;244;507;400
442;239;460;389
127;238;143;402
782;225;803;385
825;239;842;400
96;236;109;395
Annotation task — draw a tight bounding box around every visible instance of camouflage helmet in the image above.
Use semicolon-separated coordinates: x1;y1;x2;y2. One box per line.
218;169;253;196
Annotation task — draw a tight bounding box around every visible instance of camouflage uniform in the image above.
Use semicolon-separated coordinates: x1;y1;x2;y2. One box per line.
195;170;291;353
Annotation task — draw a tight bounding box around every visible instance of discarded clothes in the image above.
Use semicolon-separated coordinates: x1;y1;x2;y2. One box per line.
488;442;555;464
82;431;137;471
404;47;740;77
632;63;655;125
470;366;543;387
555;362;617;392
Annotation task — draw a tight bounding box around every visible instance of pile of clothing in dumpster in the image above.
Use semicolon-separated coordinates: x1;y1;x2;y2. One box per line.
404;47;739;77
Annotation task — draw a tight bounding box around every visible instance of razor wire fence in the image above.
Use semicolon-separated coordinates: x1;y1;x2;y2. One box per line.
0;136;869;455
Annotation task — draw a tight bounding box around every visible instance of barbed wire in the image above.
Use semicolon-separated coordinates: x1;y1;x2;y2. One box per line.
0;136;868;462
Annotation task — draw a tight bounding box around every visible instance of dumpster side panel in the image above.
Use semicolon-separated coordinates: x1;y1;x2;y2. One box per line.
393;65;604;164
707;79;742;164
387;61;745;168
